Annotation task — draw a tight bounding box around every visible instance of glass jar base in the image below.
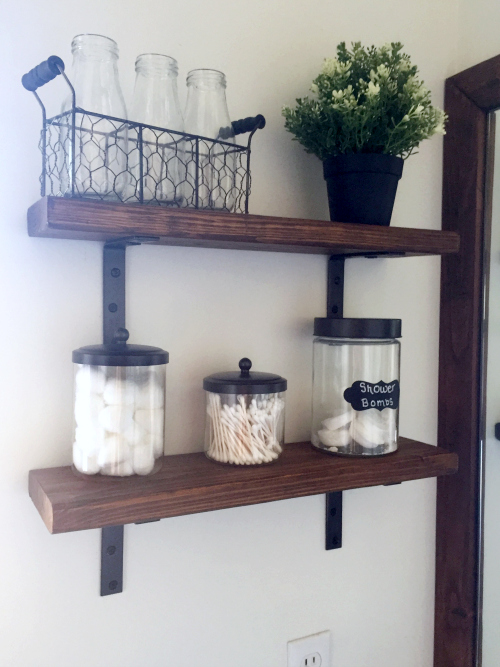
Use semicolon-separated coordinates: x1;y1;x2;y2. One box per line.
71;457;163;480
311;442;398;457
205;451;281;466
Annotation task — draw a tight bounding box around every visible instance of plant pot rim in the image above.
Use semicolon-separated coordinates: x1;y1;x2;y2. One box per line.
323;153;404;179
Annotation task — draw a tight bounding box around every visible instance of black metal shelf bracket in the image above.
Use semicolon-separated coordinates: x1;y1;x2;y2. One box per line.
101;525;124;596
324;255;345;550
325;492;343;550
100;236;158;596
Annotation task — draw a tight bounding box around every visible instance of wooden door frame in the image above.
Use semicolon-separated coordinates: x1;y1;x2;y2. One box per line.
435;55;500;666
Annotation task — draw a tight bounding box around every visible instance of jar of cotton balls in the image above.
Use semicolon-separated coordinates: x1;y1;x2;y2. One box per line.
72;328;169;477
312;318;401;456
203;358;287;465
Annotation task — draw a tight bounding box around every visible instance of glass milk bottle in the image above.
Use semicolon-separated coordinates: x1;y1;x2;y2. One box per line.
72;329;168;477
312;318;401;456
61;34;128;199
184;69;236;210
131;54;184;204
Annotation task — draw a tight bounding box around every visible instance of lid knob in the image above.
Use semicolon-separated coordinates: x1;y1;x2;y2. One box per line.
112;328;130;345
239;357;252;377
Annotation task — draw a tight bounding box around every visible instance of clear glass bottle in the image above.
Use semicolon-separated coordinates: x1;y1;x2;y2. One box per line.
61;34;128;199
311;318;401;456
184;69;236;211
72;330;169;477
131;54;184;204
203;358;287;465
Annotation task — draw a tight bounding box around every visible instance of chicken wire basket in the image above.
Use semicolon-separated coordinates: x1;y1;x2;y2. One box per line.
22;56;265;213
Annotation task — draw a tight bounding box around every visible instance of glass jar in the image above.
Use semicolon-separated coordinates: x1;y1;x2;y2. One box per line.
312;318;401;456
184;69;236;211
203;358;287;465
131;53;184;204
61;34;128;199
72;329;169;477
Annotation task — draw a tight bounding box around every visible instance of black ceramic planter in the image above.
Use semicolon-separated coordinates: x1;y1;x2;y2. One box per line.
323;153;404;226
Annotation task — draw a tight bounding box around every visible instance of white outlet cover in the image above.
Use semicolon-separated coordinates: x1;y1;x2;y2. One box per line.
287;630;331;667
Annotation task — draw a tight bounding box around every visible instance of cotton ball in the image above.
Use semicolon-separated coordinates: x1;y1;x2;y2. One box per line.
132;445;156;475
75;365;106;395
134;408;164;437
101;460;134;477
135;382;164;409
97;434;130;467
122;421;147;448
103;379;135;406
75;424;105;454
74;394;105;428
99;405;134;433
73;443;100;475
152;435;164;458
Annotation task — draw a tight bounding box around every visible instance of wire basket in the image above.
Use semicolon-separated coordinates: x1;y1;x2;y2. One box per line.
23;56;265;214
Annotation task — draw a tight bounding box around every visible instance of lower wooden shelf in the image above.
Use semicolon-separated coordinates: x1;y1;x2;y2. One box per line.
29;439;458;534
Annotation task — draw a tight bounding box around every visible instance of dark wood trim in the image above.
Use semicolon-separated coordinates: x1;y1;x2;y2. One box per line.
29;439;457;534
435;56;500;666
27;196;459;257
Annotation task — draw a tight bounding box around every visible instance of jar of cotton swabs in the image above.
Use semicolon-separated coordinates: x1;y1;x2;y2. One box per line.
203;358;287;465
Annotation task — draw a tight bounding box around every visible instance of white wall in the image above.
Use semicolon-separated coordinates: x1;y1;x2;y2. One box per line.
0;1;459;665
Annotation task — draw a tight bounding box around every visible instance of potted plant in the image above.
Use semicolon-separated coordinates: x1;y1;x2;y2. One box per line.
282;42;446;225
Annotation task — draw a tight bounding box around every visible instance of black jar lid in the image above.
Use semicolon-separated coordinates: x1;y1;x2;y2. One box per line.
203;358;287;394
72;328;169;366
314;318;402;339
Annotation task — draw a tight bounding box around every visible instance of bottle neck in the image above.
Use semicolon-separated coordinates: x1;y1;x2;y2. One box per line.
135;54;178;79
68;34;126;117
71;34;119;62
186;69;226;91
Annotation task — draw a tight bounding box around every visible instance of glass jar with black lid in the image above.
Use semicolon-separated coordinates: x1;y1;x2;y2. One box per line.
312;318;401;456
72;328;168;477
203;358;287;465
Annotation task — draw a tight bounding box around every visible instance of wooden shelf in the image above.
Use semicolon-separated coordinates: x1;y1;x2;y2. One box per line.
29;439;458;534
28;197;460;257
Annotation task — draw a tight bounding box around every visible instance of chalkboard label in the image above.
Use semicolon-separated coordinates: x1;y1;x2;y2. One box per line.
343;380;400;412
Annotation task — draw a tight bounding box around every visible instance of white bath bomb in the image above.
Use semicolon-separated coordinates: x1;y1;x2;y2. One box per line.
75;365;106;395
74;394;105;428
73;443;100;475
350;413;386;448
134;408;164;435
321;412;352;431
98;405;134;433
318;427;351;447
75;424;105;454
132;445;156;475
103;379;135;406
122;421;147;448
135;383;164;410
101;460;134;477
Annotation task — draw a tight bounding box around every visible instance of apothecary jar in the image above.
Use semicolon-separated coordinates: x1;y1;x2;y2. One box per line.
312;318;401;457
203;358;287;465
72;328;168;476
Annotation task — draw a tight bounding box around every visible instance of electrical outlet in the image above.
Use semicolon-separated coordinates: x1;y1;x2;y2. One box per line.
287;630;331;667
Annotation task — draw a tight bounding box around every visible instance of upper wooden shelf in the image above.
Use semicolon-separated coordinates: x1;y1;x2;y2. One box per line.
28;197;460;257
29;439;458;534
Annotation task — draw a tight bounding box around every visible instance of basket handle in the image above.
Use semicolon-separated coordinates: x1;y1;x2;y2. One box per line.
22;56;65;92
232;114;266;136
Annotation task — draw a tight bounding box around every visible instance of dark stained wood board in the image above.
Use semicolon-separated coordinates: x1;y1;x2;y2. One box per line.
434;56;500;667
27;197;460;257
29;439;458;535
